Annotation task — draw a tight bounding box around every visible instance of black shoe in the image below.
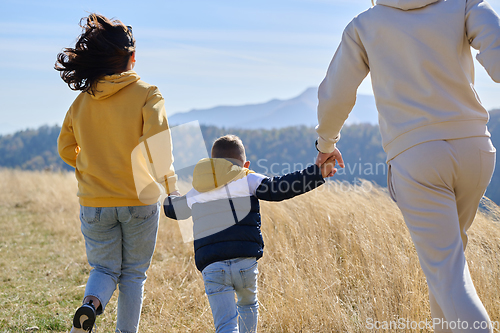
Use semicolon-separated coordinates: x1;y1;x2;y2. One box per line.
70;300;96;333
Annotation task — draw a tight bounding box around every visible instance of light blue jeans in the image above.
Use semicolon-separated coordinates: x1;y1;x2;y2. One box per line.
80;203;160;333
202;257;259;333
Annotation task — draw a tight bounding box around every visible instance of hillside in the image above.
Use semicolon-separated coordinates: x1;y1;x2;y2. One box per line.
1;170;499;332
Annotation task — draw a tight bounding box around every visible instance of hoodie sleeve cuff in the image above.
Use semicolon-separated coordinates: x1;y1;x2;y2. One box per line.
316;136;339;154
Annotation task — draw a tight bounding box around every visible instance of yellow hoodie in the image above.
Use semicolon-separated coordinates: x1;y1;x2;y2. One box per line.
191;158;254;193
58;70;177;207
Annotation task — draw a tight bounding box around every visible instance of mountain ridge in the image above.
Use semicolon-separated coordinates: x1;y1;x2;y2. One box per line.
169;87;379;129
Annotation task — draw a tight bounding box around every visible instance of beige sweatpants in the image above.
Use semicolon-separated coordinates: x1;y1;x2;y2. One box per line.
388;137;496;333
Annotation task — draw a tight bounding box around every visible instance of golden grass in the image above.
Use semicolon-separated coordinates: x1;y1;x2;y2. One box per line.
0;169;499;332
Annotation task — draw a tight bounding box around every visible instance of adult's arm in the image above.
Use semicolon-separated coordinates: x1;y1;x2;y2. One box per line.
316;23;370;154
466;0;500;82
255;164;325;202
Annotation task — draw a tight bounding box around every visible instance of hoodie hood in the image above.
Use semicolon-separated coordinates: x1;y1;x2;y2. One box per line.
192;158;254;193
376;0;439;10
91;70;140;100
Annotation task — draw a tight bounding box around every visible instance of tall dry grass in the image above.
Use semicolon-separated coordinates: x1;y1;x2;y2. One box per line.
0;169;499;332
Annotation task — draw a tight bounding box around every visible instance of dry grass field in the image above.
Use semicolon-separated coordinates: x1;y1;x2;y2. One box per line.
0;169;499;332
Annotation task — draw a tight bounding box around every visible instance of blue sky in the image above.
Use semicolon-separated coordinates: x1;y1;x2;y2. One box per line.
1;0;500;135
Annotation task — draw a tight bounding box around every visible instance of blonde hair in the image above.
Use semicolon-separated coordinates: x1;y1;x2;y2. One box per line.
372;0;375;6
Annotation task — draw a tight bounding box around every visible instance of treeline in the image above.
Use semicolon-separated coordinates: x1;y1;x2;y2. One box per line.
0;125;63;171
1;110;499;204
200;124;387;186
0;123;387;183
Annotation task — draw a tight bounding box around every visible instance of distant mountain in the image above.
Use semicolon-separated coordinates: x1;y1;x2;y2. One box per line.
169;87;378;129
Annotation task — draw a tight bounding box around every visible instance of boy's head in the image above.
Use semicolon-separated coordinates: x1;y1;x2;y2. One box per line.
211;135;249;168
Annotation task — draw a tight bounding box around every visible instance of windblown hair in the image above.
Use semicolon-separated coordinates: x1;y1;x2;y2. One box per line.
211;135;247;165
55;13;135;95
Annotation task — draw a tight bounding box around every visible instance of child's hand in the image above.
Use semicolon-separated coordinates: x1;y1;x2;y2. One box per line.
315;148;344;170
169;190;181;197
320;156;337;178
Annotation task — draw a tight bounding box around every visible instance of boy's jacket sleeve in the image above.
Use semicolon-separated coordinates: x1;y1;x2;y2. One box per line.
163;195;191;220
255;164;325;202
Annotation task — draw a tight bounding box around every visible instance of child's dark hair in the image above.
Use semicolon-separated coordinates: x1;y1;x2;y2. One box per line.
211;135;246;165
55;13;136;95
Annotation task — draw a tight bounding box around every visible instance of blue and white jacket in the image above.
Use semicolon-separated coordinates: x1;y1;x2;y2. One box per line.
164;158;325;272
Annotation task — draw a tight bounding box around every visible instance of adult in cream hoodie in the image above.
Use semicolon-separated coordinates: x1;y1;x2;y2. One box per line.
315;1;499;332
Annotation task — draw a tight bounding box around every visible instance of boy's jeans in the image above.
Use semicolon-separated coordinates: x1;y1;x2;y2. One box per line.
202;257;259;333
80;203;160;333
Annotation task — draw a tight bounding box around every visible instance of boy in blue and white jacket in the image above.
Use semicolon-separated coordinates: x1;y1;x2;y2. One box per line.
164;135;336;333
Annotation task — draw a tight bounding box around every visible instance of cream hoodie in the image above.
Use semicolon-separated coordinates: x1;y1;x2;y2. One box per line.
58;71;177;207
316;0;500;161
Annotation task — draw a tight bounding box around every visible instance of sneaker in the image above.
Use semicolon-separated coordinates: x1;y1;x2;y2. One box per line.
70;300;96;333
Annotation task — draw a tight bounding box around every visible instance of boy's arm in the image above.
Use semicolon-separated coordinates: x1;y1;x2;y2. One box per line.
163;195;192;220
255;164;325;202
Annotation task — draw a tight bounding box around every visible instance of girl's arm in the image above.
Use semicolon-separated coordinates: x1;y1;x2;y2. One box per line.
140;87;178;194
57;110;78;168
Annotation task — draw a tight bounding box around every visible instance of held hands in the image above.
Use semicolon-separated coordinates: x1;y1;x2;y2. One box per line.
316;147;345;178
320;156;338;178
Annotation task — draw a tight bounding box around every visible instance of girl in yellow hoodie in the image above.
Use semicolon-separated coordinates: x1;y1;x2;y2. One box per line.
56;13;178;333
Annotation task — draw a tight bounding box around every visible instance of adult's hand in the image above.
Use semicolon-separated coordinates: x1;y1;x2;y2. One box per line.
315;147;345;177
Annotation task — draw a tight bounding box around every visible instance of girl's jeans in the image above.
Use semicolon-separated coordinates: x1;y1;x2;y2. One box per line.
202;257;259;333
80;203;160;333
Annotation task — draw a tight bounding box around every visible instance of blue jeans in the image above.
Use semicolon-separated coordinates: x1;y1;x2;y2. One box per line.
202;257;259;333
80;203;160;333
